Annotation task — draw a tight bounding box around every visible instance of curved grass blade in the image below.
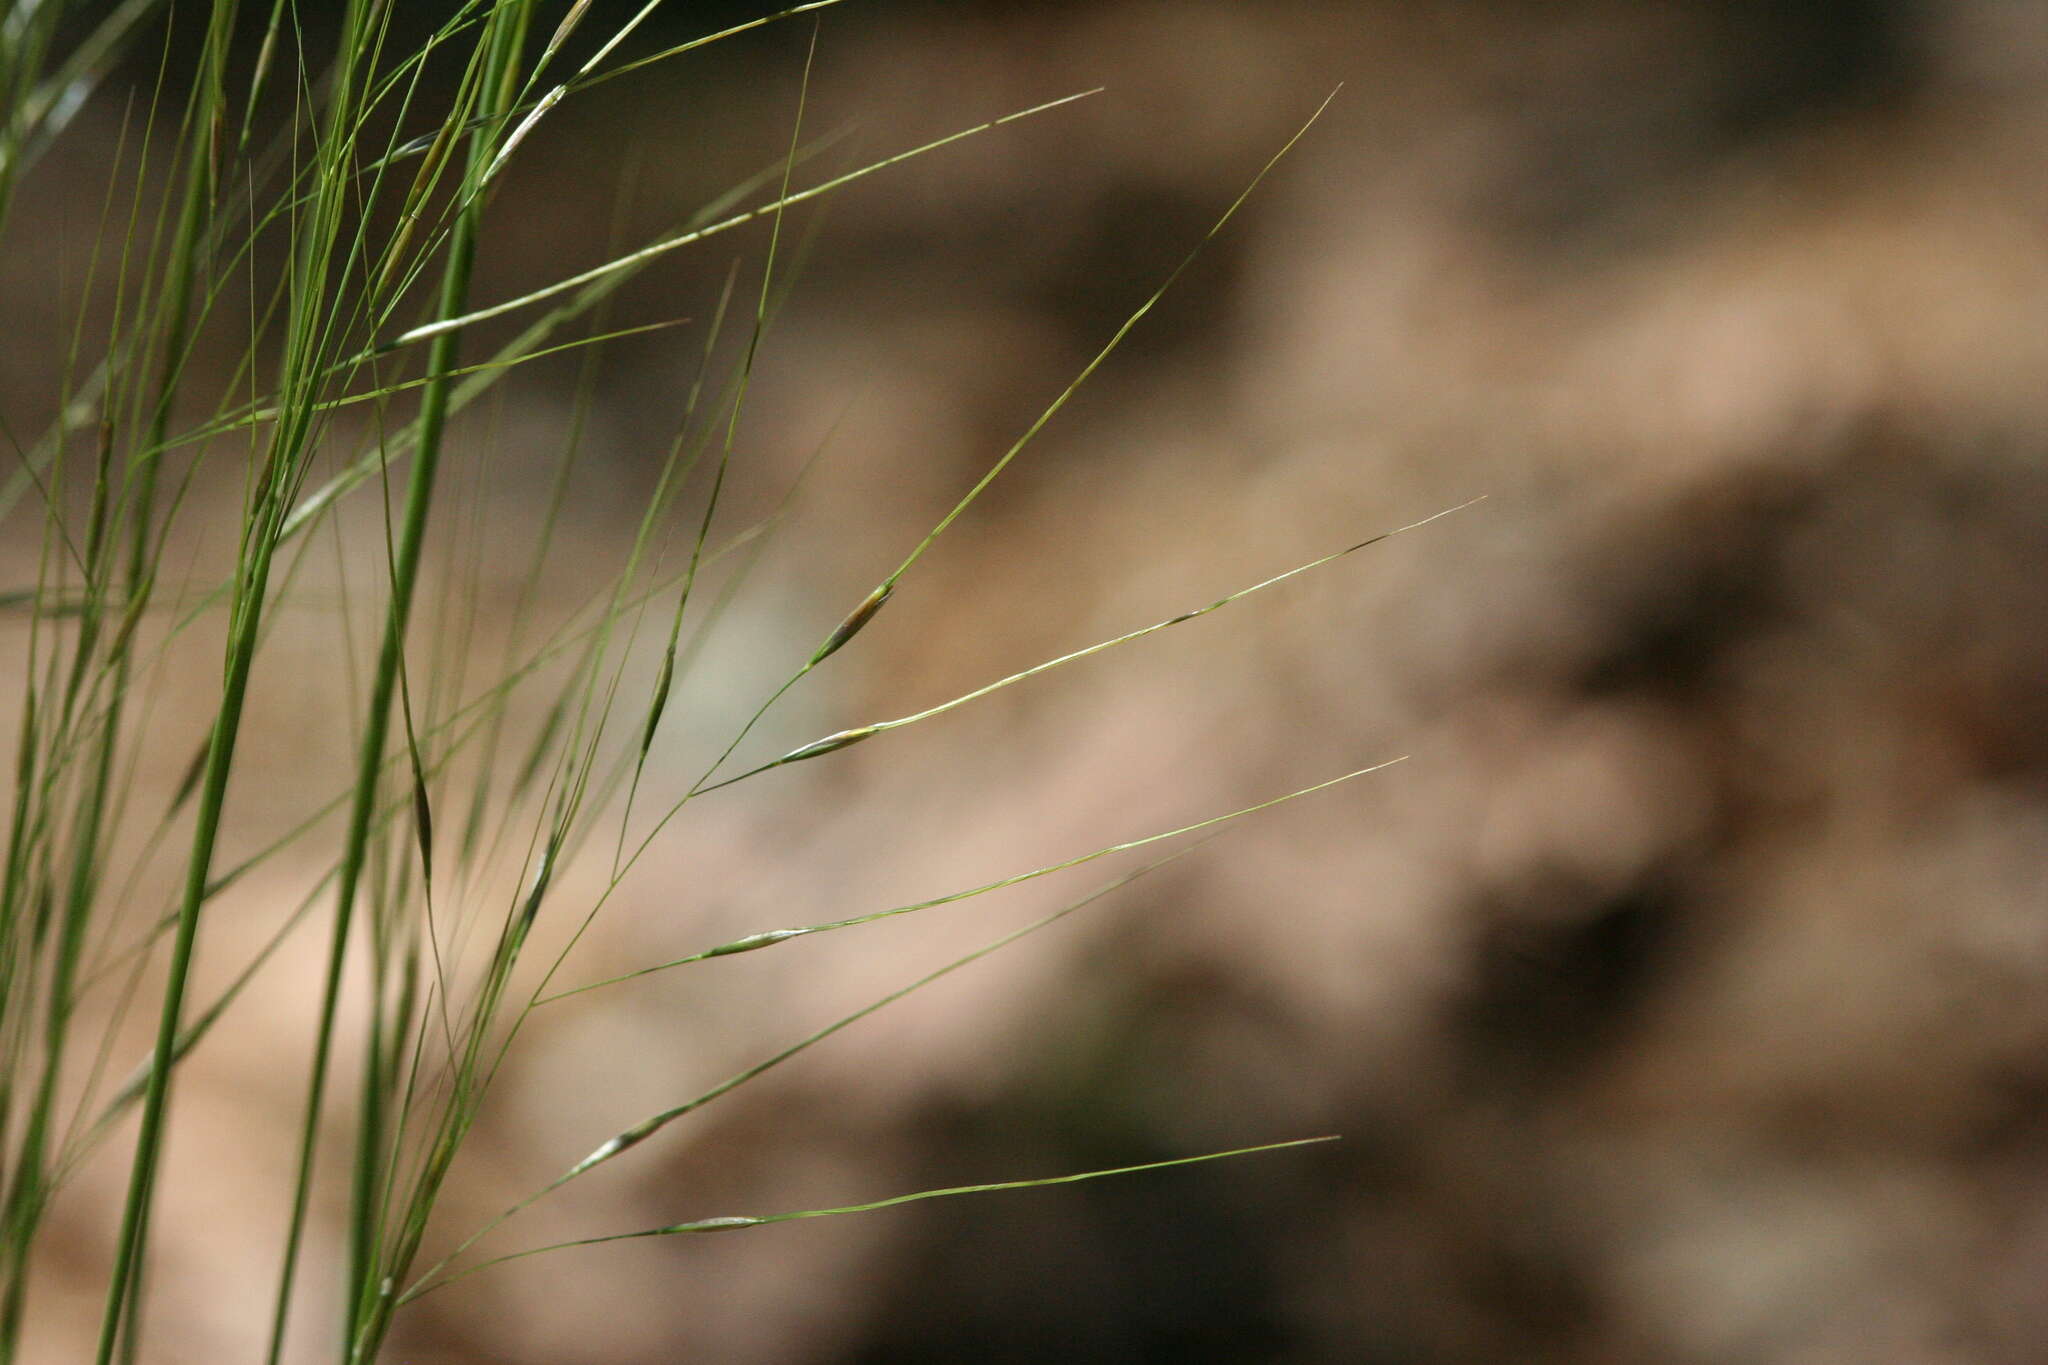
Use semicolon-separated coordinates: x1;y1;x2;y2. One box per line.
705;499;1480;796
553;758;1402;1002
405;1136;1336;1301
390;89;1101;350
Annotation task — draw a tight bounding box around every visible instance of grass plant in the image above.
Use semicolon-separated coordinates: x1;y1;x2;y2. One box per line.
0;3;1437;1359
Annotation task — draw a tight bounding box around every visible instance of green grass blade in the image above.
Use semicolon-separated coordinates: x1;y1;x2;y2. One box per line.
558;759;1403;1001
406;1137;1338;1301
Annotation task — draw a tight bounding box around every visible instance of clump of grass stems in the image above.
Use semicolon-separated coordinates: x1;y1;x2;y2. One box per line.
0;3;1445;1360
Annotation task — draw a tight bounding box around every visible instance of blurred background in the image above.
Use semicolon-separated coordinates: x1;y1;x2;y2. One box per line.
9;0;2048;1360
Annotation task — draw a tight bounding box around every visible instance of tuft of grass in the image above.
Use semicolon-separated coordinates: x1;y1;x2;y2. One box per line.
0;4;1459;1360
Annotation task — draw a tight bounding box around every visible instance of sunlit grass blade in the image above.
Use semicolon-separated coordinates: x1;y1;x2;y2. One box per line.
484;1;848;186
707;499;1479;795
392;89;1101;349
557;758;1403;1001
269;125;853;550
179;317;688;446
405;1136;1338;1301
